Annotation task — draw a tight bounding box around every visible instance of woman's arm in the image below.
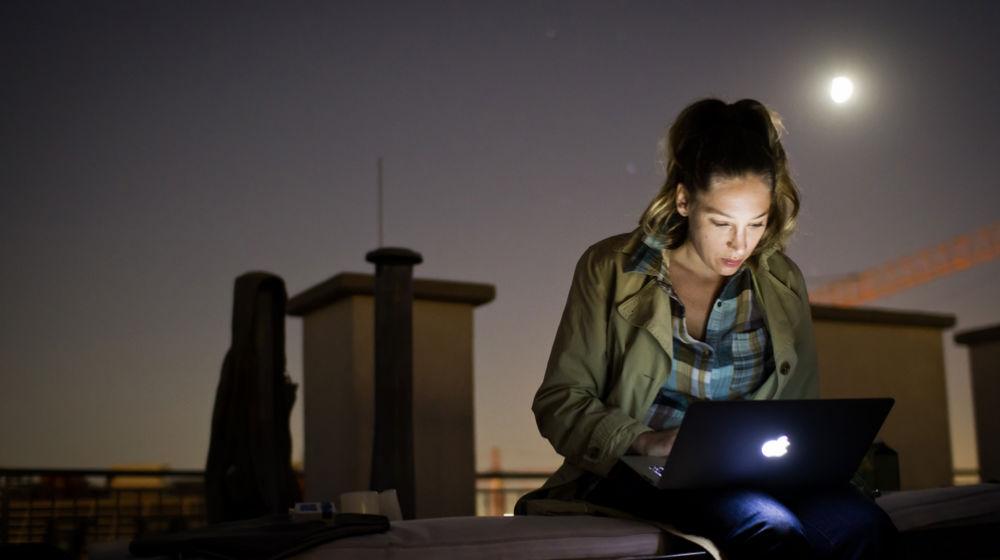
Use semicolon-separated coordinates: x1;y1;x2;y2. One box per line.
531;245;653;477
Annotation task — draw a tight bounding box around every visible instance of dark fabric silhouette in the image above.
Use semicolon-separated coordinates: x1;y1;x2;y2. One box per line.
130;513;389;560
206;272;301;524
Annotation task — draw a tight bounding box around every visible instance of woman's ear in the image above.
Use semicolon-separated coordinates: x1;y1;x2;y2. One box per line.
676;184;691;217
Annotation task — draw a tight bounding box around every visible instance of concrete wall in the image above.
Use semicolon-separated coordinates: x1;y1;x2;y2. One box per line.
956;325;1000;483
813;306;955;489
289;273;493;518
299;296;373;507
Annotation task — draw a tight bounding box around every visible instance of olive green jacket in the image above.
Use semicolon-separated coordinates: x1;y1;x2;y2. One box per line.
529;229;819;501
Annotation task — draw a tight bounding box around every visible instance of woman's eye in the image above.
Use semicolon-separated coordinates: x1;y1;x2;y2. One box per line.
711;221;728;227
750;222;765;228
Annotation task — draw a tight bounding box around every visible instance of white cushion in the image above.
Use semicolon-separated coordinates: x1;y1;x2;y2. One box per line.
296;515;668;560
876;483;1000;532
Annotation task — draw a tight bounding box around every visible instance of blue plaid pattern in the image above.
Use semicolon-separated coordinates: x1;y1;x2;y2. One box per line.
628;235;774;431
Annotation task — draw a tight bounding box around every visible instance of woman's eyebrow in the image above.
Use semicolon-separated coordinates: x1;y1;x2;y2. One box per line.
704;206;769;219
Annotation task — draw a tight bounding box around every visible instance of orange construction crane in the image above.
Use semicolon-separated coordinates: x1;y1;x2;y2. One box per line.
809;221;1000;306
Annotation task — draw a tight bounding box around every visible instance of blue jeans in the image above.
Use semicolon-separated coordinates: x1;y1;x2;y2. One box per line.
585;462;898;560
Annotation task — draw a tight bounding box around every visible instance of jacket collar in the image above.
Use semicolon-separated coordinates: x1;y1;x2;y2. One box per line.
616;279;675;360
614;228;795;369
621;230;672;284
616;229;674;358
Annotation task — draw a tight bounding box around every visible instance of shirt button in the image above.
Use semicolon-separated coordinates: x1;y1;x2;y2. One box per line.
779;361;791;375
716;301;722;308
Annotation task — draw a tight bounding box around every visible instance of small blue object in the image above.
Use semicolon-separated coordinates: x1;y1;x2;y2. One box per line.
291;502;337;520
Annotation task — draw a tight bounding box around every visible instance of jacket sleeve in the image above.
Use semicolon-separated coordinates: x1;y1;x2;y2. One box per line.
784;257;820;398
531;246;652;477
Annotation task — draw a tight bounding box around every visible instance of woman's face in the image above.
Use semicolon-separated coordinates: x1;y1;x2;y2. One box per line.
676;173;772;277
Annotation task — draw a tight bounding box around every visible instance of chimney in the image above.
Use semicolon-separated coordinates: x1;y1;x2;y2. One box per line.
365;247;422;519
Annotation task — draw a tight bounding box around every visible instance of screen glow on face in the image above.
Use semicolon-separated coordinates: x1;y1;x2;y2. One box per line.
761;435;790;458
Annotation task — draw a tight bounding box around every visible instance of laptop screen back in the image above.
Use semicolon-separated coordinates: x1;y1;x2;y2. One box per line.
624;398;894;490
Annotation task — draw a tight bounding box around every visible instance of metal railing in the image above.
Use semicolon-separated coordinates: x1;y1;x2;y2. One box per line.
1;468;206;557
1;467;551;557
475;470;550;516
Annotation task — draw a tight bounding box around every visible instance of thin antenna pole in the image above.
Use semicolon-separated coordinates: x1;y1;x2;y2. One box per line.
377;157;384;247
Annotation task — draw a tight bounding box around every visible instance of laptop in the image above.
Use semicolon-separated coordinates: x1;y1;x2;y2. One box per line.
621;398;894;490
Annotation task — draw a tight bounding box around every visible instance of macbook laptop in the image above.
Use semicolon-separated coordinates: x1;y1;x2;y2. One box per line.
621;398;894;490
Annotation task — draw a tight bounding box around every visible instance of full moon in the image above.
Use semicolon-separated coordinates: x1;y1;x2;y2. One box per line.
830;76;854;103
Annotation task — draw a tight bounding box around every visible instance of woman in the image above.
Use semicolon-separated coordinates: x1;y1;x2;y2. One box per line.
520;98;897;559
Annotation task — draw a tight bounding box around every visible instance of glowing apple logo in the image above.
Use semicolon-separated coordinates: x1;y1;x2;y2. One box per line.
761;435;790;458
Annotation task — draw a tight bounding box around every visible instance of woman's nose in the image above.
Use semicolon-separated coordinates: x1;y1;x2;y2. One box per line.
729;229;748;251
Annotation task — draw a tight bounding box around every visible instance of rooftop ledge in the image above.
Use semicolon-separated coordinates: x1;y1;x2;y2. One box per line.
810;304;955;328
954;323;1000;345
287;272;496;316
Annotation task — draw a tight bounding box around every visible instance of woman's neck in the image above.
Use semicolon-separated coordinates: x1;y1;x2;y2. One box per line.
670;243;725;289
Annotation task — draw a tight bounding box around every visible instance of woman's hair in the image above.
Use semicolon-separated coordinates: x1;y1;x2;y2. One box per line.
639;98;800;261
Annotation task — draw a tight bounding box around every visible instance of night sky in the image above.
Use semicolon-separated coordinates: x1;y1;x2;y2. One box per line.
2;1;999;475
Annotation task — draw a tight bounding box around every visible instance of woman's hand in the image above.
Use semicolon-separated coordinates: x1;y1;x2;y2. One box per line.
629;428;679;457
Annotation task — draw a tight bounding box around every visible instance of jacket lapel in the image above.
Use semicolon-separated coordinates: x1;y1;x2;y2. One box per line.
616;278;675;360
752;266;799;380
615;230;676;359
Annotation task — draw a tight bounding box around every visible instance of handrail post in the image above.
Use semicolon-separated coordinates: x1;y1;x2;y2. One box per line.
1;474;9;543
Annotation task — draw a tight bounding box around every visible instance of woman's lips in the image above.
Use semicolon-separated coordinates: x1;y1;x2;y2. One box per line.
722;258;743;268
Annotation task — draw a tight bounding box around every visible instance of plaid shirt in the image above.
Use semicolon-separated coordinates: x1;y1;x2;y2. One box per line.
626;235;775;431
